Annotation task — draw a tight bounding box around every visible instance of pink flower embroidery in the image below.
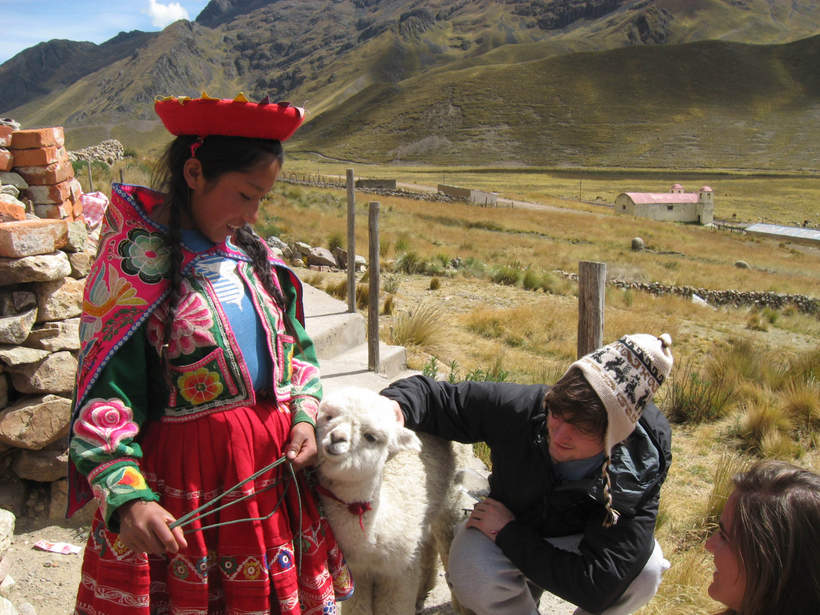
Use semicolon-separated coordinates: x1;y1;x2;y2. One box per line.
147;281;215;358
74;398;139;453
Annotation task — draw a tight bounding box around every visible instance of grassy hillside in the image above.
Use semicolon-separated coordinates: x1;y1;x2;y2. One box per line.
295;35;820;169
2;1;819;170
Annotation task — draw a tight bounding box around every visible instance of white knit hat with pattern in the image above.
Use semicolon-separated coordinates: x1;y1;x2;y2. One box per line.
571;333;674;525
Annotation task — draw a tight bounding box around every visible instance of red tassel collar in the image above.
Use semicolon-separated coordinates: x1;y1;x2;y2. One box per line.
315;484;372;531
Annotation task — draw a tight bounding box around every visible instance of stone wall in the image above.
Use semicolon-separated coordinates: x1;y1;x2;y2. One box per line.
0;142;98;524
556;270;818;314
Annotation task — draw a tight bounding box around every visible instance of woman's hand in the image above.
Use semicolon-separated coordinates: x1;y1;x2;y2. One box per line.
466;497;515;542
117;500;188;555
286;421;318;470
384;398;405;426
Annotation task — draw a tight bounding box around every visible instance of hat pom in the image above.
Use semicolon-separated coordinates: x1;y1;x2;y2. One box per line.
659;333;672;349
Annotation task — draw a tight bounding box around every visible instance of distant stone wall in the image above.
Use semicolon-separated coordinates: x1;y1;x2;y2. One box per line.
355;178;397;190
556;270;817;314
437;184;498;206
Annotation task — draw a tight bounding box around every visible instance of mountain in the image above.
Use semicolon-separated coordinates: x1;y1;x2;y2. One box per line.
1;0;818;170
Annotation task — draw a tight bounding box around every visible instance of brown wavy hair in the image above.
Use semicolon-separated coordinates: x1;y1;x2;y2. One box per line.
718;460;820;615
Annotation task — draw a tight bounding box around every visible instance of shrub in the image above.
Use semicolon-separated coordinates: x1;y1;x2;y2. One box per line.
390;301;445;350
465;356;510;382
429;277;441;290
383;274;400;294
746;311;767;331
327;232;344;252
782;381;820;435
422;356;439;378
522;268;540;291
491;264;521;286
395;251;426;274
379;239;392;258
395;236;410;253
662;358;734;423
735;393;792;454
356;284;369;309
382;294;395;315
325;279;347;300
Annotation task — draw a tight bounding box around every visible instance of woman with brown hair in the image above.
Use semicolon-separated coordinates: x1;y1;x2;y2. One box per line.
706;460;820;615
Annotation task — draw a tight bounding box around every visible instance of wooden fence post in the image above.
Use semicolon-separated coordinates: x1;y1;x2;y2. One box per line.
577;261;606;358
368;202;380;371
86;161;93;192
346;169;356;313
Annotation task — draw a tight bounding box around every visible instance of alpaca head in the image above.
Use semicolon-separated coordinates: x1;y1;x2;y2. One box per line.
316;387;422;483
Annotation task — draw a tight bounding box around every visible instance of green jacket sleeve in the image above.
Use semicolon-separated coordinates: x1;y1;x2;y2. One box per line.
69;326;159;531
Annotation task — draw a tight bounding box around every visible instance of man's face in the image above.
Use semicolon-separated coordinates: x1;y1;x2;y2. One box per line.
546;410;605;463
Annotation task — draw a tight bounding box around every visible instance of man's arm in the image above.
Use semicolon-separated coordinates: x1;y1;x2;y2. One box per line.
381;375;544;443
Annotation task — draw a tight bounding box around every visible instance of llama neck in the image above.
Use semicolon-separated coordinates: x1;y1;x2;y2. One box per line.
321;473;383;505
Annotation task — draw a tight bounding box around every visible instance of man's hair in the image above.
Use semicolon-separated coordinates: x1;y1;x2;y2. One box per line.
543;366;607;440
720;460;820;615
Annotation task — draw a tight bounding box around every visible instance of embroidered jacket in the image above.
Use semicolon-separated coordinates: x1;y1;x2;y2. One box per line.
67;183;321;525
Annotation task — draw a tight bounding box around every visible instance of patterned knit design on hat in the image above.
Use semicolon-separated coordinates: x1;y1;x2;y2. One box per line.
571;333;673;527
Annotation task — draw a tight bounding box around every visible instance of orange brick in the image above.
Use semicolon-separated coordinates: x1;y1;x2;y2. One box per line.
34;201;71;220
10;145;65;167
15;158;74;185
0;218;69;258
0;196;26;222
24;179;73;204
72;198;84;218
0;125;12;147
0;148;12;171
11;127;65;149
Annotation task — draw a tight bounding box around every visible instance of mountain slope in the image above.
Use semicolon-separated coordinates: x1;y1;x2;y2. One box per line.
0;0;818;169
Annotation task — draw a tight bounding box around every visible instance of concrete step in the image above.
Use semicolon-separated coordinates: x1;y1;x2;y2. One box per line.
319;341;419;394
301;283;365;360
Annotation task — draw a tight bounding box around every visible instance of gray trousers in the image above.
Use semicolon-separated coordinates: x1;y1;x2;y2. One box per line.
447;523;670;615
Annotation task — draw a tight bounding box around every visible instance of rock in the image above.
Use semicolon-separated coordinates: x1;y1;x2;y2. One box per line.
64;221;87;253
0;475;25;517
266;236;289;252
0;173;27;190
0;186;19;199
293;241;312;258
292;258;305;268
0;220;70;259
0;595;16;615
0;509;13;555
25;319;80;351
16;603;34;615
34;276;84;322
0;556;10;584
49;479;97;525
0;195;25;223
67;248;94;278
0;574;13;596
268;246;284;259
734;260;750;269
12;449;68;482
0;375;7;410
307;246;336;267
8;350;77;395
0;346;49;366
0;308;36;345
0;252;71;285
0;394;72;450
631;237;645;251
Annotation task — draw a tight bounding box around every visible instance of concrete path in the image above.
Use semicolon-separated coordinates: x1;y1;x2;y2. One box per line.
302;283;575;614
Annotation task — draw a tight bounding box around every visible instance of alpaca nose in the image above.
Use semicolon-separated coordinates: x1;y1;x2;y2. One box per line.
325;426;350;456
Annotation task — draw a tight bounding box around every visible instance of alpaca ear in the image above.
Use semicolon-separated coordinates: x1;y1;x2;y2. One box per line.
390;427;422;456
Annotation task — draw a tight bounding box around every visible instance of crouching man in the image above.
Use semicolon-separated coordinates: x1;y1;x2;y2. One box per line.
381;333;674;615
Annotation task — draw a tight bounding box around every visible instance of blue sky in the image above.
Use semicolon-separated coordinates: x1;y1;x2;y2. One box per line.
0;0;210;64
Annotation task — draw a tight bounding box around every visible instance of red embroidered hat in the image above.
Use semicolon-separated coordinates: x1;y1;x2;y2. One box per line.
154;92;304;141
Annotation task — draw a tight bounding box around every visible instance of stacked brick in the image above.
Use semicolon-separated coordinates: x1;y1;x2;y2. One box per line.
0;211;97;525
6;127;83;223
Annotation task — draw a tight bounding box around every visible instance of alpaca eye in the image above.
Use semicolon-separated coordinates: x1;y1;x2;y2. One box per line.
363;433;377;443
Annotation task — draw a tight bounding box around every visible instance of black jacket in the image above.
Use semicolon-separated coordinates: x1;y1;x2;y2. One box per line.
381;376;672;613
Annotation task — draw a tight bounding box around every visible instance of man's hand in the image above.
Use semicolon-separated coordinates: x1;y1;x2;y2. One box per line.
384;398;405;426
466;497;515;542
118;500;188;555
286;421;318;470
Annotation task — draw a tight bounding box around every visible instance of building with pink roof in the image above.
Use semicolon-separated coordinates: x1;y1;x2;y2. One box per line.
615;184;714;225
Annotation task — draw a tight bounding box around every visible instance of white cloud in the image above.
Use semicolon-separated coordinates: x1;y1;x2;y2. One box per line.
147;0;190;28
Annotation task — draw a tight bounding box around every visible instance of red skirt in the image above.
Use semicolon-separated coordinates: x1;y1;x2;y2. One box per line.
74;400;353;614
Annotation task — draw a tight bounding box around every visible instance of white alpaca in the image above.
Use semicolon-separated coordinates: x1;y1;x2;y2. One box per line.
315;387;473;615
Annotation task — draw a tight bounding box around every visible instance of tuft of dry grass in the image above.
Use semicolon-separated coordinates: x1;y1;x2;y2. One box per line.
382;294;395;315
389;301;446;350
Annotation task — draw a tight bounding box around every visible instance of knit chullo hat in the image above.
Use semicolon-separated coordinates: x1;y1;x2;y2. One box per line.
570;333;673;526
